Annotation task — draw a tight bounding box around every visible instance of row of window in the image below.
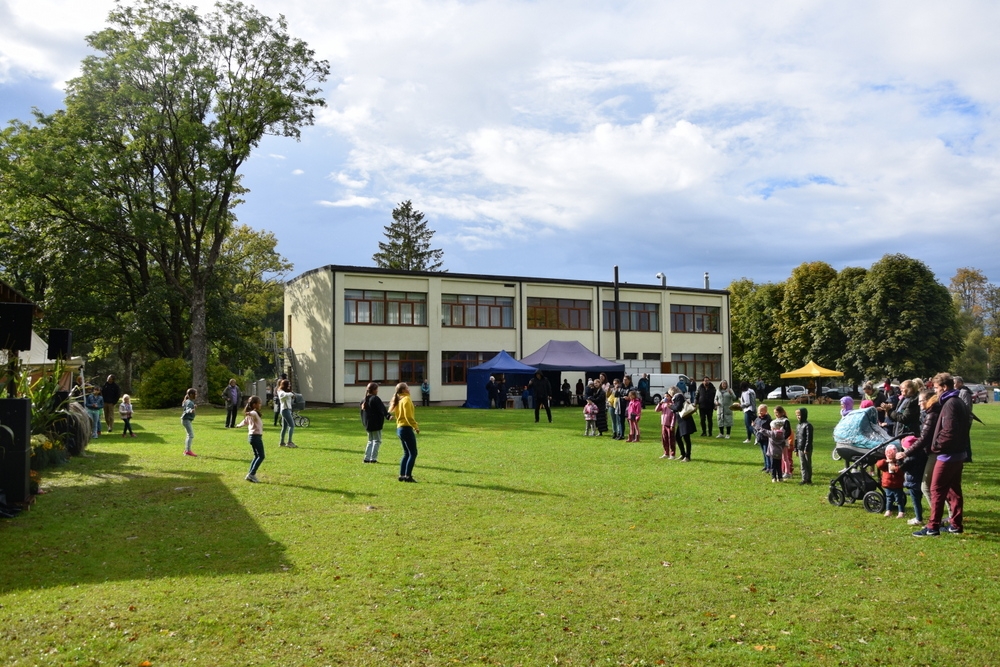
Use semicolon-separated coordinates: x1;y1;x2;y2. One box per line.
342;351;723;386
343;291;720;333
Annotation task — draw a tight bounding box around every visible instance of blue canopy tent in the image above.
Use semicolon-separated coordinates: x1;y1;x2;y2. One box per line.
465;350;538;408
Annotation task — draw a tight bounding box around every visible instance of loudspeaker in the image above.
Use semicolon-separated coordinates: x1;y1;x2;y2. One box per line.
0;398;32;504
0;302;34;352
47;328;72;360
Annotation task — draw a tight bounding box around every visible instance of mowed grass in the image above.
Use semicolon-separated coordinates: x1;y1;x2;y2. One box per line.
2;401;1000;666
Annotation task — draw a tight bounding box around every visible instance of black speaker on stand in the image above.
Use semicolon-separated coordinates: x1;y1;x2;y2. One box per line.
47;328;72;360
0;398;32;505
0;303;34;352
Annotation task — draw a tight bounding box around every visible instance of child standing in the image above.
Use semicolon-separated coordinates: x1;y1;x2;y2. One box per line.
181;388;197;457
237;395;265;483
753;404;772;472
655;395;677;458
876;444;906;518
626;390;642;442
899;434;927;526
795;408;814;485
583;397;598;436
362;382;390;462
85;387;104;438
119;394;135;437
773;406;794;479
389;382;420;483
766;417;788;482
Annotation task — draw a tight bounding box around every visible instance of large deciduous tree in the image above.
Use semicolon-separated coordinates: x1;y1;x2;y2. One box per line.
729;278;785;385
775;261;838;370
847;254;962;380
0;0;327;401
373;200;444;271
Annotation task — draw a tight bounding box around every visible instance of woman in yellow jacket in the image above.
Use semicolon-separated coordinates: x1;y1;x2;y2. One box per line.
389;382;420;482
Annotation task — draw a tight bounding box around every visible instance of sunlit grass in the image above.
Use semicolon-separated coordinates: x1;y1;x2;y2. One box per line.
2;402;999;666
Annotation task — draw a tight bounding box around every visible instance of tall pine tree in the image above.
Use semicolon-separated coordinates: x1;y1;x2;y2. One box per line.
373;200;444;271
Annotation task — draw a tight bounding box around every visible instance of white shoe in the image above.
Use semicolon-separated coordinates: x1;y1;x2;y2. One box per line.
245;474;260;483
660;454;669;458
725;434;731;439
897;512;905;519
907;518;922;525
742;439;751;444
716;434;724;439
884;510;891;517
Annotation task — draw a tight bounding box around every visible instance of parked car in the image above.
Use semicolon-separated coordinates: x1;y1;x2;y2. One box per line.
767;385;808;400
967;383;989;404
631;373;692;405
820;385;854;400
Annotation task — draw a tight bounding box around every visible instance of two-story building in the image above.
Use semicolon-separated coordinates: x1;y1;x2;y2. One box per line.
284;265;731;405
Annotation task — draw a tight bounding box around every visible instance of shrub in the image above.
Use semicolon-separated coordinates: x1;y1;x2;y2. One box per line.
138;358;238;408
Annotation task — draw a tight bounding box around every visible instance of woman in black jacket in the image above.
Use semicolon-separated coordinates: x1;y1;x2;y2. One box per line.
885;379;920;437
670;387;698;461
362;382;391;463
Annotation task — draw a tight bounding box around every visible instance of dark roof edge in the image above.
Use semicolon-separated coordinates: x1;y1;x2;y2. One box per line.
287;264;730;296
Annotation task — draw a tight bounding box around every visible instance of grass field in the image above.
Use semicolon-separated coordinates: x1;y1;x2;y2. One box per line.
2;401;999;666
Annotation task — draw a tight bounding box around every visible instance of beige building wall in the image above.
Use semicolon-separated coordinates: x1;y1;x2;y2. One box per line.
285;266;730;405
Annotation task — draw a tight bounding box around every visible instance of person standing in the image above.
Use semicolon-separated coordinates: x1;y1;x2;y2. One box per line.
101;374;121;433
795;408;813;484
670;387;697;461
914;373;971;537
714;380;736;439
276;379;297;448
420;379;431;407
223;379;242;428
739;382;758;443
85;387;104;439
181;388;197;457
637;373;651;406
695;377;717;437
119;394;135;438
529;371;552;423
362;382;390;463
389;382;420;482
486;376;498;409
237;396;266;483
497;377;507;409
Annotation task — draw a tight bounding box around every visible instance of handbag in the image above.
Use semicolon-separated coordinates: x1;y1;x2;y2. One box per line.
679;400;697;419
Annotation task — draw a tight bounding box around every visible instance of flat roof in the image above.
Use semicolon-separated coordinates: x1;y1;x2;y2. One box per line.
288;264;729;296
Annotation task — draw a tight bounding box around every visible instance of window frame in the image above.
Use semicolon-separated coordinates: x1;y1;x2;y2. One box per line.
441;351;499;384
526;297;592;330
343;351;427;385
602;301;660;332
344;290;428;326
441;295;514;329
669;304;721;333
670;353;722;380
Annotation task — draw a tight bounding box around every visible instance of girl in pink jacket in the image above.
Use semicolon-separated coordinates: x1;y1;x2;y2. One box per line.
626;390;643;442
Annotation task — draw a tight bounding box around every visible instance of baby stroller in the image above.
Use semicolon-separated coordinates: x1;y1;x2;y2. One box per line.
291;393;309;427
827;407;902;513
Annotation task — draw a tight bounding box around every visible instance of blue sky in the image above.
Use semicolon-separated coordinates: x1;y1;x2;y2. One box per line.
3;0;1000;289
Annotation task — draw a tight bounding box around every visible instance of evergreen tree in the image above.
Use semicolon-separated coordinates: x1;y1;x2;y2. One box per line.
373;200;444;271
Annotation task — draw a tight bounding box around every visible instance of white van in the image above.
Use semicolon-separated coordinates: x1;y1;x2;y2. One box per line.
630;373;692;405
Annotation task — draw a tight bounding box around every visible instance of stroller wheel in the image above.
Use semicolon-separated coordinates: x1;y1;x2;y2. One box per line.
827;487;846;506
831;448;842;461
863;490;885;514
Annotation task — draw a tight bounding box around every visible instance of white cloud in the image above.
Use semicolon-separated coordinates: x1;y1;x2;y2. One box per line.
317;196;380;208
291;169;305;176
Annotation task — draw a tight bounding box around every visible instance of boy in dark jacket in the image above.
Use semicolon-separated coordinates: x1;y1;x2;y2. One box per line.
795;408;814;485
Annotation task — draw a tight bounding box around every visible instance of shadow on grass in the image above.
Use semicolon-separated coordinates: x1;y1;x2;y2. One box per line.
452;482;566;497
0;454;288;594
270;482;375;499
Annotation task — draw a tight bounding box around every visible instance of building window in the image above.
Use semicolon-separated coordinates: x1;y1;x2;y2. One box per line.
670;304;720;333
526;297;591;330
642;353;661;360
441;295;514;328
671;353;722;380
343;351;427;385
602;301;660;331
442;351;498;384
344;290;427;326
623;353;638;360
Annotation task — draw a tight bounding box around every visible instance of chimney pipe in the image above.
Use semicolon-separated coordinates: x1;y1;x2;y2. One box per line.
704;272;710;290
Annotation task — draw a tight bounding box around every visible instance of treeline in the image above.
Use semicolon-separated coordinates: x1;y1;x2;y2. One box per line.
729;254;967;386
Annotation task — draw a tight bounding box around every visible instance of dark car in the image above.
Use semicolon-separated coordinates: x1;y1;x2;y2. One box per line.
967;383;989;404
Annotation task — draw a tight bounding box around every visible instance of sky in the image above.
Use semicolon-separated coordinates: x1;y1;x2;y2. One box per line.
2;0;999;289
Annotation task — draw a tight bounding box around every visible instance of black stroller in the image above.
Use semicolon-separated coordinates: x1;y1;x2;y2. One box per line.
827;408;902;513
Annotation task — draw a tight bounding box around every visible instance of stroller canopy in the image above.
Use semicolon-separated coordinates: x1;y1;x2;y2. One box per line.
833;407;890;449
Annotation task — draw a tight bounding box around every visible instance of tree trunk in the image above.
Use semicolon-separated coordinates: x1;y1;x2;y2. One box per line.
190;286;209;405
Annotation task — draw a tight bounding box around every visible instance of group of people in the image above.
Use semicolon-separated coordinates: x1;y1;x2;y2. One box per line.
81;374;136;439
749;403;815;483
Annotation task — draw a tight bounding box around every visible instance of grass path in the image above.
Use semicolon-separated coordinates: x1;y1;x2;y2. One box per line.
2;402;999;666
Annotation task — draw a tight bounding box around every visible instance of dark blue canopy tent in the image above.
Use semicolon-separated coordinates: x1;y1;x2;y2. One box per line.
465;350;538;408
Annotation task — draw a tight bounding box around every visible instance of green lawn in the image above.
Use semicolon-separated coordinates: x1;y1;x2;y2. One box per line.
2;402;999;666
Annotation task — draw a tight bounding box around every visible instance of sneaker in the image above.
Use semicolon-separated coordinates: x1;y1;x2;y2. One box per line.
245;474;259;483
716;434;724;439
660;454;669;458
771;478;776;483
897;512;905;519
884;510;891;517
363;459;371;463
131;433;136;438
279;443;287;447
725;434;731;439
184;450;197;457
743;439;751;444
403;476;418;483
371;460;378;464
907;517;922;525
912;527;940;537
946;525;963;534
285;442;298;448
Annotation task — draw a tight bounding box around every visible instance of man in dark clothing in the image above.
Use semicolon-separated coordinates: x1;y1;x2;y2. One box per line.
529;371;552;423
914;373;971;537
486;376;498;409
101;375;122;433
637;374;651;406
695;377;717;436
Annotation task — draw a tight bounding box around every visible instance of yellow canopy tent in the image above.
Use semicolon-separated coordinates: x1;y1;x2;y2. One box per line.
780;361;844;379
